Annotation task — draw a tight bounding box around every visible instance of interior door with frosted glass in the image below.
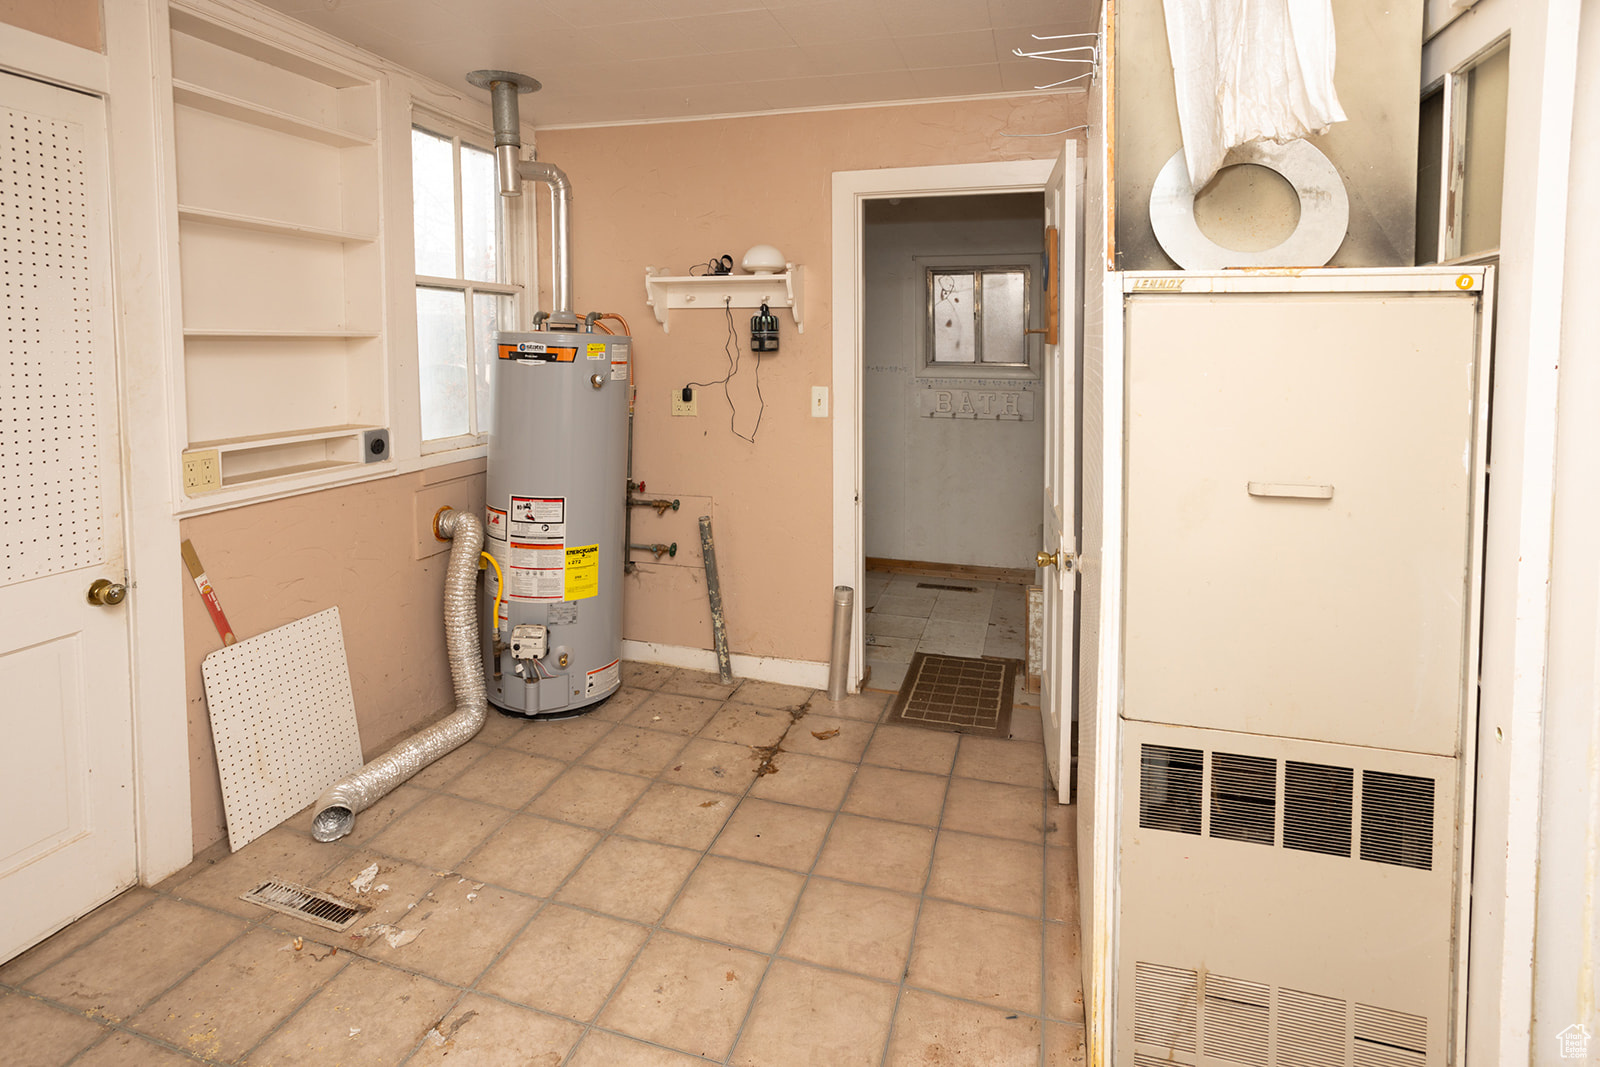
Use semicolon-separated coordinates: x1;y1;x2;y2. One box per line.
0;72;137;962
1040;142;1079;803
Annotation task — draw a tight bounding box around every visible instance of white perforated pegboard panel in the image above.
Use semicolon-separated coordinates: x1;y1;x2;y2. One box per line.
202;608;365;851
0;104;105;587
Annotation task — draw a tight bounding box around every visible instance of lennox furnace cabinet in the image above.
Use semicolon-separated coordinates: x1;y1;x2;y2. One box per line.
1087;268;1493;1067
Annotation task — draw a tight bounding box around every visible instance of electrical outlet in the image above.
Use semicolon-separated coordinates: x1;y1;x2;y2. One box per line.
182;448;222;494
811;386;829;418
672;388;698;417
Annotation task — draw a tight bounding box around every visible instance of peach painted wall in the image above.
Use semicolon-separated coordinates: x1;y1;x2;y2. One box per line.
180;463;484;852
537;93;1084;663
0;0;101;51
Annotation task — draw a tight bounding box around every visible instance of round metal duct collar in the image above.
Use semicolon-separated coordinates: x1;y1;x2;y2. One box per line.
466;69;541;93
1149;140;1349;270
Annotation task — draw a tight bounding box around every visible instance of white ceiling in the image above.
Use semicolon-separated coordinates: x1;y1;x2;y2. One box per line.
257;0;1099;126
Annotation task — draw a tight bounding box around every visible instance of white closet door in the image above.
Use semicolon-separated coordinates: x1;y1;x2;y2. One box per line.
0;71;137;962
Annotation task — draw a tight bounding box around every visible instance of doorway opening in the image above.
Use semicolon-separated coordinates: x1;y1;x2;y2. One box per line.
830;158;1058;699
858;192;1045;702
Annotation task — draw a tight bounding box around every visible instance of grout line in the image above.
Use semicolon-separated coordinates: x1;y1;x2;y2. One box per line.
552;695;795;1064
875;721;960;1067
717;701;877;1064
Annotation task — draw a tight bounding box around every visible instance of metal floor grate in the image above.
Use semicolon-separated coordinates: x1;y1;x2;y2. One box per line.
240;880;367;931
888;652;1016;736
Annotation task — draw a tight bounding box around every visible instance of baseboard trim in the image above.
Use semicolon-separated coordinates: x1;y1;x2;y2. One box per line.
865;556;1034;585
620;640;831;690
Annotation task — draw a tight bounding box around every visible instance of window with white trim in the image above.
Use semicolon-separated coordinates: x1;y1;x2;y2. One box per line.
412;123;518;446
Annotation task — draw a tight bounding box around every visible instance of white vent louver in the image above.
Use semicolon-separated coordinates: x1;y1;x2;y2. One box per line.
1137;746;1436;873
1354;1003;1428;1067
1360;771;1435;871
1139;744;1203;835
1210;752;1275;846
1277;988;1346;1067
1283;760;1354;858
1133;964;1428;1067
1203;973;1271;1066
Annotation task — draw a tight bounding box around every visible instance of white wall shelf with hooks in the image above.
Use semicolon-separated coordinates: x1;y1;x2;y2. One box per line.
644;265;804;333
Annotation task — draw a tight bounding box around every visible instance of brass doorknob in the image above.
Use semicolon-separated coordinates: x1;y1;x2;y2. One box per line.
87;579;127;606
1037;551;1057;568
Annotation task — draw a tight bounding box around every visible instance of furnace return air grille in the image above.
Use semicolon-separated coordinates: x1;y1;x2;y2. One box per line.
1133;962;1198;1053
1354;1002;1429;1066
1139;745;1203;835
1277;988;1348;1067
1283;761;1355;858
1132;963;1429;1067
1210;751;1276;845
1135;747;1437;871
1360;771;1436;871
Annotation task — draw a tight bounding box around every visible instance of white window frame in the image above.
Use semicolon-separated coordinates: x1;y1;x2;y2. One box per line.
411;112;524;455
1417;34;1511;265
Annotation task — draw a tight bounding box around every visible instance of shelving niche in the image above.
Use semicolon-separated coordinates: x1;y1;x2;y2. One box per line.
169;5;388;502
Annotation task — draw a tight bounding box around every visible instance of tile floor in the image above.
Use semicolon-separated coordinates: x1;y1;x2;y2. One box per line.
1;663;1084;1067
862;569;1031;700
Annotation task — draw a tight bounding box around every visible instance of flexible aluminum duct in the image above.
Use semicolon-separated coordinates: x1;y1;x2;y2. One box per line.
310;507;486;842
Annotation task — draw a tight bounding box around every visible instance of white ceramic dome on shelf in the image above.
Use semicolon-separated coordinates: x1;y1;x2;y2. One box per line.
741;244;786;274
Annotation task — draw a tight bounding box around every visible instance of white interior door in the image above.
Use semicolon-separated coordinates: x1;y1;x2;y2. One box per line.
1040;142;1079;804
0;71;137;962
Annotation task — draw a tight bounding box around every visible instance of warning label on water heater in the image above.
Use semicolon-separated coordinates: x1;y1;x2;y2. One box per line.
611;340;630;382
565;544;599;600
506;541;565;600
510;496;565;540
484;506;507;541
586;658;620;697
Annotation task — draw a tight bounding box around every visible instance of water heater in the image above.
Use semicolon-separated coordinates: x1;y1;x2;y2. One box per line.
482;329;630;716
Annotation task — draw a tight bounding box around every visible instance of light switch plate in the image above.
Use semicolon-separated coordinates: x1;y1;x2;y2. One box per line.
811;386;829;418
672;388;697;416
182;448;222;493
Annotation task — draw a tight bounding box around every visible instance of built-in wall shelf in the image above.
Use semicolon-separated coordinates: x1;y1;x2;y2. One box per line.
644;265;805;333
172;80;373;147
190;424;379;452
177;205;377;244
189;425;383;489
169;1;388;502
183;328;381;340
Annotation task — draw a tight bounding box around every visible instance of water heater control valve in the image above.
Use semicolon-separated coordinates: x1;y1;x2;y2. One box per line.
510;624;548;660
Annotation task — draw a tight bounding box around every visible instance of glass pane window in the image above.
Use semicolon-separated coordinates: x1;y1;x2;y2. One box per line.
418;287;469;440
461;144;501;283
931;272;976;363
412;128;455;277
928;267;1030;367
413;123;517;444
980;271;1027;364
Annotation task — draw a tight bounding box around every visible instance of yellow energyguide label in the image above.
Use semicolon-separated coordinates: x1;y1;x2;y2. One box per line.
565;544;600;600
586;342;607;359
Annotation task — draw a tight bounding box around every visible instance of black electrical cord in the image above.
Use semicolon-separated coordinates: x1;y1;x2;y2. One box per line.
681;297;762;444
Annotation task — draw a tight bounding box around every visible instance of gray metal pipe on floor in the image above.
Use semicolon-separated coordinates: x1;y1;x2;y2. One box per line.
827;585;854;700
699;515;733;685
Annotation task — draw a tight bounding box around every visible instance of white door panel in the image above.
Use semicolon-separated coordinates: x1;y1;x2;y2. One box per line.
1040;142;1078;804
0;71;136;962
1122;293;1480;756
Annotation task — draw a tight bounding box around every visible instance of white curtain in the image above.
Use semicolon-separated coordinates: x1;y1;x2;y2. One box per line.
1162;0;1348;188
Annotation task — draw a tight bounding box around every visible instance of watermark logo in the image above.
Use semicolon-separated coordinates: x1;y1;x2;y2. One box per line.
1558;1023;1592;1060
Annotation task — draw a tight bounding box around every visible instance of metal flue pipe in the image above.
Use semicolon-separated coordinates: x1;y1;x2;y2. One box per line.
826;586;854;700
467;69;574;324
310;508;486;842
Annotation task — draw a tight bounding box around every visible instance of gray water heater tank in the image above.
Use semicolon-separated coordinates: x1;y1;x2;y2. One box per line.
482;328;629;716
